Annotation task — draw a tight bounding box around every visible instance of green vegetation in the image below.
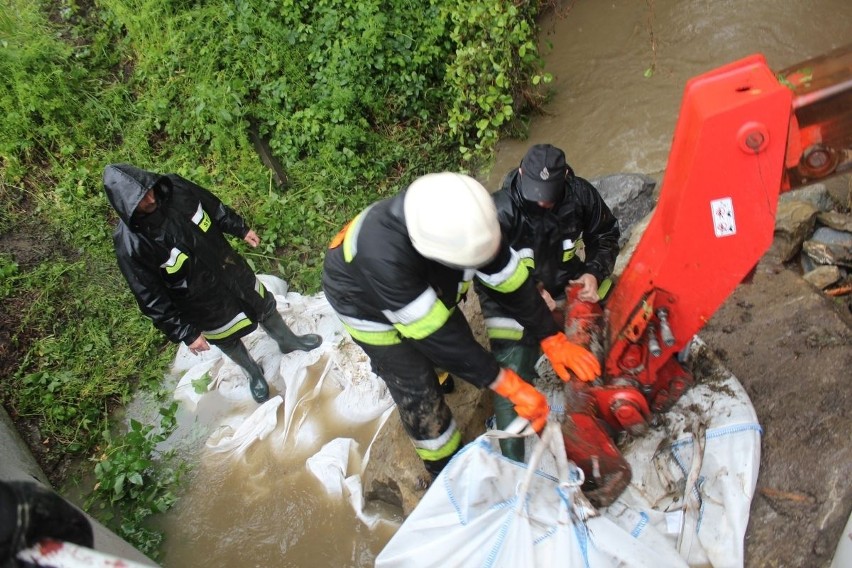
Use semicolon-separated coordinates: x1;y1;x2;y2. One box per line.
88;402;184;557
0;0;553;556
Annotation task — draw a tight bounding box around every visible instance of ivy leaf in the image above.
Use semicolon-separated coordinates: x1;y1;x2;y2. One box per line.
192;372;211;394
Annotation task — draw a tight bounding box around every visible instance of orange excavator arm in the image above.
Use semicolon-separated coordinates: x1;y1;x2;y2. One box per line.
602;44;852;426
781;45;852;191
558;45;851;506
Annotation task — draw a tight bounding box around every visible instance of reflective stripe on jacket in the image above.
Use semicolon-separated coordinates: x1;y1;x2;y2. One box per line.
493;169;620;298
104;164;266;346
322;190;559;389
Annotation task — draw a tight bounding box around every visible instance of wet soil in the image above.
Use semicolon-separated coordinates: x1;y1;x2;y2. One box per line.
701;246;852;567
0;225;82;486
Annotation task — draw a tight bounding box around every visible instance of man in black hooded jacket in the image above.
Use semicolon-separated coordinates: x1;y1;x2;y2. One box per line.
103;164;321;403
477;144;620;460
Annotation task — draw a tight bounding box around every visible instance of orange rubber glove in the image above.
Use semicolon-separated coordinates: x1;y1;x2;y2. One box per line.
490;368;549;432
540;332;601;382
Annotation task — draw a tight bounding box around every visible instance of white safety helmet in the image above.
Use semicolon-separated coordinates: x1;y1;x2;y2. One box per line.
404;172;501;268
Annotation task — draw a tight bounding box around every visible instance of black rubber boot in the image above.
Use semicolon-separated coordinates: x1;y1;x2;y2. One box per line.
260;310;323;354
218;338;270;403
248;374;270;404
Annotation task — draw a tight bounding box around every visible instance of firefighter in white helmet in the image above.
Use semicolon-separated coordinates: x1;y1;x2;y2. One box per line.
322;172;600;477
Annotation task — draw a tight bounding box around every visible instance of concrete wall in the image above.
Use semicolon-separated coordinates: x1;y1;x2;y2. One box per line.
0;407;158;566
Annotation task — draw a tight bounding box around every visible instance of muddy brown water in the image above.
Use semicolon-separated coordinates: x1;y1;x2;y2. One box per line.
152;1;852;566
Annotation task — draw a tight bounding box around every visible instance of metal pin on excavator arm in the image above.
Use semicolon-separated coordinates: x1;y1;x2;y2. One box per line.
557;44;852;507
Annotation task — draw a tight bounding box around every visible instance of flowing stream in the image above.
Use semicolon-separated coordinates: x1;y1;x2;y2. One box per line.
150;1;851;566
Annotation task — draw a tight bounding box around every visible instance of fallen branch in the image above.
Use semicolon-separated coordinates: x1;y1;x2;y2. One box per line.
759;487;815;503
825;285;852;297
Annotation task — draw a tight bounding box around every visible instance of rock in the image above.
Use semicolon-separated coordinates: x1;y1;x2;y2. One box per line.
802;227;852;268
590;173;657;247
803;241;852;267
812;226;852;248
817;211;852;232
779;183;835;212
803;265;842;289
614;211;652;277
824;174;851;212
773;200;819;262
800;253;816;274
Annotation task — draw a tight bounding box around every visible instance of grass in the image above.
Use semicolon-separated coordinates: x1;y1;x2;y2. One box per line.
0;0;553;556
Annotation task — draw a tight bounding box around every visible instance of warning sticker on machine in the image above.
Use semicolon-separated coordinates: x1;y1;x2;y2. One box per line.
711;197;737;237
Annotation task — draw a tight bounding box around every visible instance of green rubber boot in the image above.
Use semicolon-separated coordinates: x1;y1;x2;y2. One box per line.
248;373;270;404
492;342;540;462
217;338;270;403
261;310;323;354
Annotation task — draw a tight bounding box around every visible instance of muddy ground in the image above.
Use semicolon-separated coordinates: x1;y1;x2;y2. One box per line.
0;222;84;486
701;243;851;566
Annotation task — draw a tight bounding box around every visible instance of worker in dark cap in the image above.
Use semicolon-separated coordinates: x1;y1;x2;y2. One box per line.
476;143;620;461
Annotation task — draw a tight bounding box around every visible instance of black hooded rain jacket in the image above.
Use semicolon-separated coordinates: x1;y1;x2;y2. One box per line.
494;168;620;298
104;164;267;346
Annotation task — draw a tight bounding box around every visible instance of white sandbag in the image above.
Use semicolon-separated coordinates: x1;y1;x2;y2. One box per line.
332;372;393;424
280;357;327;448
205;395;283;456
607;342;762;568
306;438;356;498
173;357;221;411
171;341;222;374
376;422;688;568
256;274;289;297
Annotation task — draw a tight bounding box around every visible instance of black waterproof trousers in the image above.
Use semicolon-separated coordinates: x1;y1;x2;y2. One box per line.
354;340;460;478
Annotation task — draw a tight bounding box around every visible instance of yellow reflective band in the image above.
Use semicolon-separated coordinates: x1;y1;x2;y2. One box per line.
597;277;613;300
517;248;534;271
414;429;462;462
192;203;212;232
255;279;266;298
203;315;253;340
562;237;584;262
161;248;189;275
456;280;471;303
394;300;451;340
480;261;528;294
343;322;402;346
484;317;524;341
487;328;524;341
478;250;529;294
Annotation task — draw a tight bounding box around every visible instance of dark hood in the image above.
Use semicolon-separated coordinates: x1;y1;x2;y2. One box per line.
103;164;166;226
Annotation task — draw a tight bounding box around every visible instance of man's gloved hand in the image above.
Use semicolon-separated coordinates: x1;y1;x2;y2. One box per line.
489;368;549;432
540;332;600;382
